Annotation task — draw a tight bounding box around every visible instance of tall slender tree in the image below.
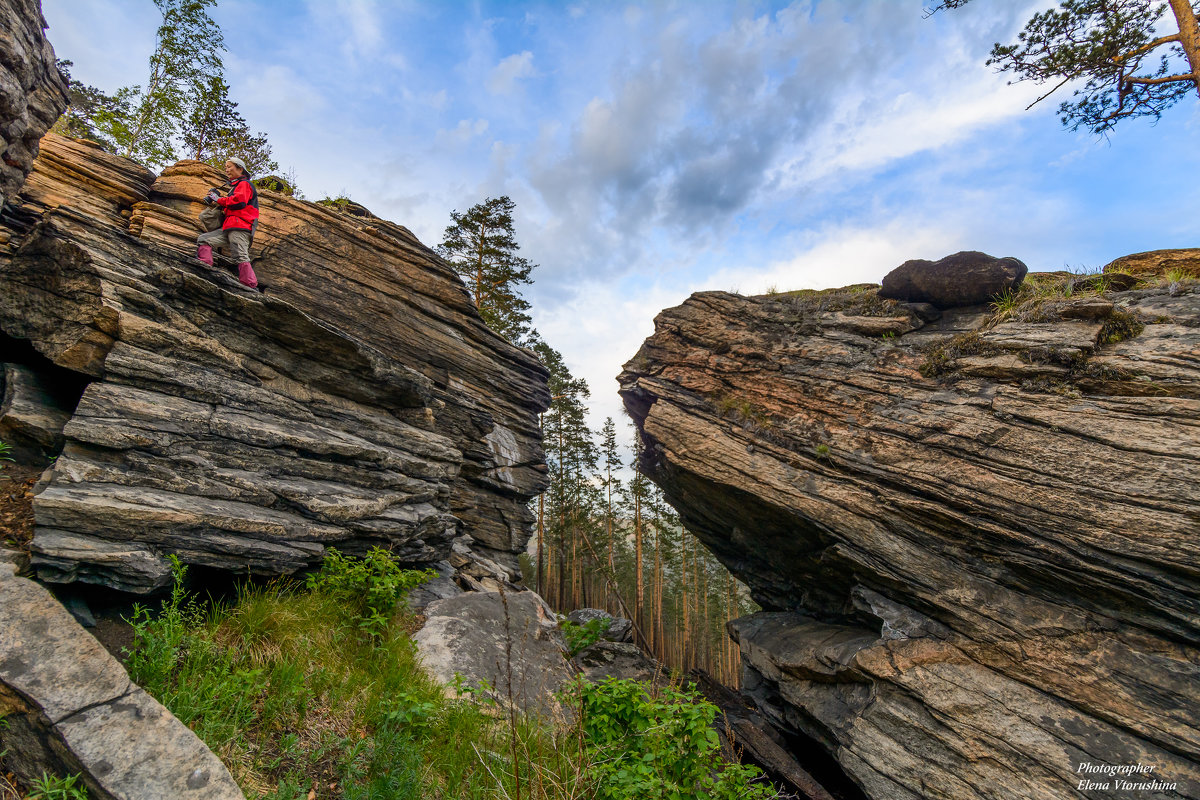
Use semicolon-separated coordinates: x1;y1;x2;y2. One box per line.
183;75;278;175
51;60;131;149
598;417;623;577
111;0;226;167
437;196;536;343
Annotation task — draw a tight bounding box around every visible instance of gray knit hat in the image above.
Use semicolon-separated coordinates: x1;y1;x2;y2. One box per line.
226;157;250;176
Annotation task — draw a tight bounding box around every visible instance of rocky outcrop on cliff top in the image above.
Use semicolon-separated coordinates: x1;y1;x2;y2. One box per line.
0;133;549;592
619;269;1200;799
0;0;66;206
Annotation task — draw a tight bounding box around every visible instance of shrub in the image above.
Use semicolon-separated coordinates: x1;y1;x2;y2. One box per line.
560;617;609;656
305;547;434;639
573;677;776;800
26;773;89;799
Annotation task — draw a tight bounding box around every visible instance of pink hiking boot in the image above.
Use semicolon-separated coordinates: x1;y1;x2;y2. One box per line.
197;244;213;266
237;261;259;289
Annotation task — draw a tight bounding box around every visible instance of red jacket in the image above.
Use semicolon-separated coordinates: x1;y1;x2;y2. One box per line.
217;177;259;231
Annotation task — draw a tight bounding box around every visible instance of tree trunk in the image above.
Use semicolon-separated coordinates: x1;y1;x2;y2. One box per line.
1168;0;1200;98
634;492;643;638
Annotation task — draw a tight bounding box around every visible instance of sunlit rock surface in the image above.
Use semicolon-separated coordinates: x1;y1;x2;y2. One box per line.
619;280;1200;800
1;133;550;592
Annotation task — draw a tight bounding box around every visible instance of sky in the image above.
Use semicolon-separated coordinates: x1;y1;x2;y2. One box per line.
42;0;1200;438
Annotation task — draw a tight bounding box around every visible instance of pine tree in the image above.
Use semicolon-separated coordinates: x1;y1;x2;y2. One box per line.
437;196;536;343
531;337;597;608
623;422;653;643
206;125;278;176
184;74;278;175
599;417;623;577
934;0;1200;134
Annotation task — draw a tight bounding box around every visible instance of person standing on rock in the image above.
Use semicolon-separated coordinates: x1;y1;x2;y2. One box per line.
196;157;259;289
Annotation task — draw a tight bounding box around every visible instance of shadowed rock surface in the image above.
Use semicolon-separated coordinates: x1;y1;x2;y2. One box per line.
879;250;1027;308
0;563;244;799
0;133;550;592
0;0;66;206
619;278;1200;799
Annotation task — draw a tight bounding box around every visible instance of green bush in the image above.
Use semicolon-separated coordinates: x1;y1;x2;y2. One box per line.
573;677;776;800
304;547;434;639
0;439;13;469
560;617;609;656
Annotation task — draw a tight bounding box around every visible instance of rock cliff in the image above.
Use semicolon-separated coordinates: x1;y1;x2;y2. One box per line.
1;133;549;592
619;272;1200;799
0;0;66;206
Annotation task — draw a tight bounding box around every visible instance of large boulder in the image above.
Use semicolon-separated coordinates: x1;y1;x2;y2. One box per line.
413;590;572;718
571;641;659;684
0;564;243;799
879;250;1027;308
0;0;67;206
619;276;1200;800
0;134;551;592
565;607;634;643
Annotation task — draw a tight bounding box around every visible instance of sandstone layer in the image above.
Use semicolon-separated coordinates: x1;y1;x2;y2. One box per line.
619;278;1200;799
1;133;549;592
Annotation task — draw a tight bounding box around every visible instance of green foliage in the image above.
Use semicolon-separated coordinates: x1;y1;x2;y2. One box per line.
304;547;434;639
317;194;374;218
254;172;301;198
919;331;998;378
573;678;775;800
1098;308;1145;344
933;0;1200;134
560;617;609;656
27;773;90;800
0;440;12;468
437;196;536;343
183;74;279;176
51;60;130;149
113;0;226;167
124;553;591;799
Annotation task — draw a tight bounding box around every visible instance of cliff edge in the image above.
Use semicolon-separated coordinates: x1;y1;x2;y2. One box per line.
1;133;550;592
619;270;1199;799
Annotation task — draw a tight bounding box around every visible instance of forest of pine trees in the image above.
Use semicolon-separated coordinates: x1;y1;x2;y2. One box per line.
439;196;759;689
524;342;758;687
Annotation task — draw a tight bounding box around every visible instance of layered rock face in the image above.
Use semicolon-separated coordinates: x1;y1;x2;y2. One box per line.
619;278;1200;799
0;0;66;206
0;133;549;592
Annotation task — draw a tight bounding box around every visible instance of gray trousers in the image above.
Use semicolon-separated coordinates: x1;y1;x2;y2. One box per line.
197;226;252;263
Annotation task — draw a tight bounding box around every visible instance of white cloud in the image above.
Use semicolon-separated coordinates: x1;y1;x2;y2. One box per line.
487;51;536;95
237;64;328;126
438;118;490;145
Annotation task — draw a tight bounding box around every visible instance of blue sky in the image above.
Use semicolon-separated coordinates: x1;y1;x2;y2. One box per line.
42;0;1200;433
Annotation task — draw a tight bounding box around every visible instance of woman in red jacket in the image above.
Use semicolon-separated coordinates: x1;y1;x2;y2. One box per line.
196;157;260;289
